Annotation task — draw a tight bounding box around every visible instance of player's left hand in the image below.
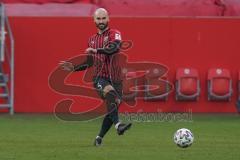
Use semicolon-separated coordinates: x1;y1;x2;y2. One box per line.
85;48;97;54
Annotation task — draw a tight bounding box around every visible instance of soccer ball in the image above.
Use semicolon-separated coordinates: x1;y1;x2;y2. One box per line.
173;128;194;148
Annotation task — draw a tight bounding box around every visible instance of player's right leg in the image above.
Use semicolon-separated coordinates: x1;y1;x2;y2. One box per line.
94;114;113;146
103;84;132;136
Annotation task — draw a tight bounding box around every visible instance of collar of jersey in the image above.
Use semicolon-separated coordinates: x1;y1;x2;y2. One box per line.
97;28;110;35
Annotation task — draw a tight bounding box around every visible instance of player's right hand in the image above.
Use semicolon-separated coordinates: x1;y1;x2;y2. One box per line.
85;48;97;54
59;61;74;71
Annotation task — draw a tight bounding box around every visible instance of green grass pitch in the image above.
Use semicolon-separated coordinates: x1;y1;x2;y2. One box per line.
0;114;240;160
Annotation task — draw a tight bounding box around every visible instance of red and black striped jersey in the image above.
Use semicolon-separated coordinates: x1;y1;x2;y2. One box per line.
88;28;122;82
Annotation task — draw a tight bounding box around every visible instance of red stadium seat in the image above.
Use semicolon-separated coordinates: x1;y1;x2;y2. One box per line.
175;68;200;101
207;68;232;101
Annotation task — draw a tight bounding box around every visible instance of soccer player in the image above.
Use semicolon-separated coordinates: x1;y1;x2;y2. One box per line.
60;8;132;146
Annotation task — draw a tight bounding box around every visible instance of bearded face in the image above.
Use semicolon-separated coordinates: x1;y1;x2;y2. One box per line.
95;21;108;31
94;10;109;31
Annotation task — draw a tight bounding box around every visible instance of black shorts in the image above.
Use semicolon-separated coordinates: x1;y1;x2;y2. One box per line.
93;77;123;100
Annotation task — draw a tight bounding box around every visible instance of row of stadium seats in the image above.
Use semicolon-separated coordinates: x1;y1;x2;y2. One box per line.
2;0;92;4
3;0;240;16
124;68;238;102
175;68;233;101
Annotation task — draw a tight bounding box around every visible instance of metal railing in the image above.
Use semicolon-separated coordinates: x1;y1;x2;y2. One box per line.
0;3;15;115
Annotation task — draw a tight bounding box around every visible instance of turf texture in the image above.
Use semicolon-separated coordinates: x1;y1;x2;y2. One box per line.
0;114;239;160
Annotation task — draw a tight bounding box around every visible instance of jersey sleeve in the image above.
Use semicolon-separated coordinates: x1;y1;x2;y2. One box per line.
108;29;122;43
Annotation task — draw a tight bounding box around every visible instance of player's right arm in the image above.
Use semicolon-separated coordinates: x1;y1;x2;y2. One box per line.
59;54;93;72
60;37;95;72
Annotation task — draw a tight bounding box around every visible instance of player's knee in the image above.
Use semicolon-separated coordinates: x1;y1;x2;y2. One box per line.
115;98;121;105
103;85;114;97
104;85;121;106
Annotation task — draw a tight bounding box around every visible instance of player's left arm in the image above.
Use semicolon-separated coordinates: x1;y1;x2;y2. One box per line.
97;30;122;55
